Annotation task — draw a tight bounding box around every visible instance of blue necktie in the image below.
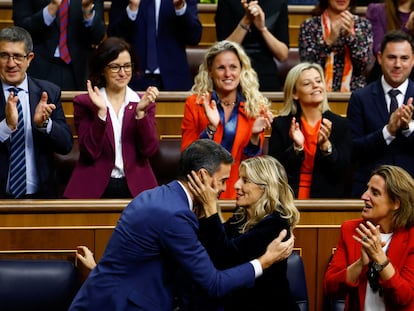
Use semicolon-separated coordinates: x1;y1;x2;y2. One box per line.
146;0;158;72
388;89;400;114
8;88;26;198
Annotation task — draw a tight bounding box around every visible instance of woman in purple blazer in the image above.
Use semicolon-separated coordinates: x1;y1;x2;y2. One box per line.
64;37;159;198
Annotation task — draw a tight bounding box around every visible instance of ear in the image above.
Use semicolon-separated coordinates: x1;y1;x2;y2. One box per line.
393;198;401;211
376;52;382;66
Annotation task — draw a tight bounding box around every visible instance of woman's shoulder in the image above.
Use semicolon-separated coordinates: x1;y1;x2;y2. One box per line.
367;2;385;13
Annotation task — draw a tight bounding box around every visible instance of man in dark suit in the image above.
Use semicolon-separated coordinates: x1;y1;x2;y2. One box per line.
107;0;202;91
12;0;106;91
69;139;295;311
0;26;73;198
347;30;414;198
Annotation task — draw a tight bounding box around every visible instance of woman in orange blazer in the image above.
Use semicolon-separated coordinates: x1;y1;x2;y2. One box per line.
324;165;414;311
181;40;273;199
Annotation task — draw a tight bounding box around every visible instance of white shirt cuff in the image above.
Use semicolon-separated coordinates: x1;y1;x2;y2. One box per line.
250;259;263;278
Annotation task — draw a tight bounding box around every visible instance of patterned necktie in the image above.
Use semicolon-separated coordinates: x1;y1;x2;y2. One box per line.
59;0;72;64
146;0;158;72
388;89;400;114
8;88;26;198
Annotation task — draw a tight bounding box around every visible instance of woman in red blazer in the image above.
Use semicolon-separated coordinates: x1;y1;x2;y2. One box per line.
64;37;159;198
181;40;273;199
324;165;414;311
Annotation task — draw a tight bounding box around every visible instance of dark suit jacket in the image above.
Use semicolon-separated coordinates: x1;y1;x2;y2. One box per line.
107;0;202;91
0;77;73;198
324;219;414;311
347;80;414;197
13;0;106;90
269;110;352;198
196;212;298;311
69;181;256;311
63;93;159;198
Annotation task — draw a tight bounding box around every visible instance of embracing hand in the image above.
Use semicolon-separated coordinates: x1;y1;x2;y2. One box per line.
187;169;219;217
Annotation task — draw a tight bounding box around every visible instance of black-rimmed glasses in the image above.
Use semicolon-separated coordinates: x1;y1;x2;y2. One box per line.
0;52;29;64
106;63;134;73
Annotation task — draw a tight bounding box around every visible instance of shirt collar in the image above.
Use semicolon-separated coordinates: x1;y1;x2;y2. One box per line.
381;76;408;97
2;76;29;94
177;180;193;211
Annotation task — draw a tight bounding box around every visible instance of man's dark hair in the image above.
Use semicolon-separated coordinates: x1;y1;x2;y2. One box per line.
380;30;414;54
177;139;233;181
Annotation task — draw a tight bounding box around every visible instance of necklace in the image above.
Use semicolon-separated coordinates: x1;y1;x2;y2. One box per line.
220;100;235;107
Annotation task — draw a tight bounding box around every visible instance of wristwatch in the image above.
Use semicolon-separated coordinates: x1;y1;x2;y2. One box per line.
372;258;390;272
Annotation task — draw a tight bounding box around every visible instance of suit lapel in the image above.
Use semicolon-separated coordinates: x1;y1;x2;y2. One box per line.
372;81;389;123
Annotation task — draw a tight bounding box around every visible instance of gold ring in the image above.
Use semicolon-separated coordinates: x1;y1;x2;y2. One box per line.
362;235;369;242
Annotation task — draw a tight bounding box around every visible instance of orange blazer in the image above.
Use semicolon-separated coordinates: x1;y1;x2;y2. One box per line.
181;94;264;199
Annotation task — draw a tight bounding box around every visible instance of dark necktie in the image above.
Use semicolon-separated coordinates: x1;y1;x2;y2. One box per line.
59;0;72;64
8;88;27;198
388;89;400;114
146;0;158;72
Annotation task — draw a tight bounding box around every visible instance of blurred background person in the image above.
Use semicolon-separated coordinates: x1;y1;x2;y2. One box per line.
64;37;159;199
107;0;202;91
269;62;352;198
298;0;373;92
0;26;73;199
366;0;414;82
187;155;300;311
215;0;289;91
324;165;414;311
13;0;106;91
181;40;273;199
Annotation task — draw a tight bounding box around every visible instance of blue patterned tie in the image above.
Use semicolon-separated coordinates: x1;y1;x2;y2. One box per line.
8;87;26;198
146;0;158;72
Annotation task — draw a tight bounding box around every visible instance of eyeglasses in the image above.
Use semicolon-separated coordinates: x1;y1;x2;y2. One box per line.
106;63;133;73
0;52;29;64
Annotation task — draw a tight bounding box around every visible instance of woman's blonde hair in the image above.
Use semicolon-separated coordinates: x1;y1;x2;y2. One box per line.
191;40;270;117
279;62;330;116
233;155;300;233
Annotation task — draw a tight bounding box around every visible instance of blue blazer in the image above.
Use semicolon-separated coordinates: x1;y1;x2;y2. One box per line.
107;0;202;91
0;77;73;198
69;181;256;311
347;79;414;197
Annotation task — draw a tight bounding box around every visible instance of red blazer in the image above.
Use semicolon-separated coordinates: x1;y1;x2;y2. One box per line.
64;93;159;198
324;219;414;311
181;94;264;199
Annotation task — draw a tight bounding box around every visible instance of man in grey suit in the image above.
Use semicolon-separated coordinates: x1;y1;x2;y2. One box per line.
69;139;295;311
347;30;414;198
0;26;73;198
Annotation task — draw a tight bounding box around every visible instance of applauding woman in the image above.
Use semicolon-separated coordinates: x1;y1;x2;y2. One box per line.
64;37;159;198
268;62;352;198
181;40;273;199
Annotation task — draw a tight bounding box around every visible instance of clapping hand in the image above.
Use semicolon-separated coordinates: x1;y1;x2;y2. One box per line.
86;80;107;119
34;92;56;128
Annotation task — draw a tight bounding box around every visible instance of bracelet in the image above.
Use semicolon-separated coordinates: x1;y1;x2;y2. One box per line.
206;126;216;136
82;4;95;16
238;23;251;33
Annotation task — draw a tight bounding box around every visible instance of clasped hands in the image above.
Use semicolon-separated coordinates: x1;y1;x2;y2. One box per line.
353;221;388;266
289;117;332;152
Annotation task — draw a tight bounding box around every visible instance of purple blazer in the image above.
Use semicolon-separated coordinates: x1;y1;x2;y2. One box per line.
64;93;159;198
